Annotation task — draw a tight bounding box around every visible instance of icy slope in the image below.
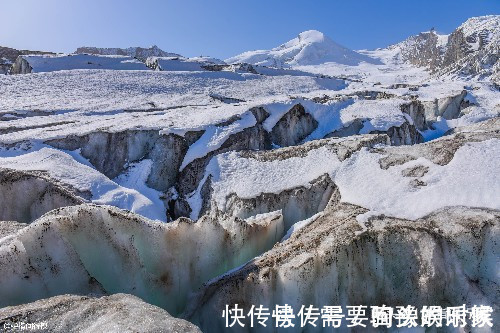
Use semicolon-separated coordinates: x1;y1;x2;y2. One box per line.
187;204;499;332
226;30;381;67
0;204;283;316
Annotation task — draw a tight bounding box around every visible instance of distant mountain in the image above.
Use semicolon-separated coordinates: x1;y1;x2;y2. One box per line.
226;30;382;67
75;45;181;61
0;46;55;74
386;15;499;79
10;54;151;74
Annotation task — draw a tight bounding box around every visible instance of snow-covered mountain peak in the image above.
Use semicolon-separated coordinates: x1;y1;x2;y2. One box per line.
226;30;381;67
458;15;499;37
287;29;326;46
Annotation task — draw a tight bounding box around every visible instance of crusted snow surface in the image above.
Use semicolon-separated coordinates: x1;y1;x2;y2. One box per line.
0;147;166;221
0;70;344;143
209;146;337;208
226;30;381;67
188;145;339;219
193;126;499;231
335;138;500;220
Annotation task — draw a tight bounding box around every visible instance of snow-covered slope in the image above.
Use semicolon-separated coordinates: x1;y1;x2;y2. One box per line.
226;30;381;67
0;147;166;221
10;54;150;74
381;15;499;80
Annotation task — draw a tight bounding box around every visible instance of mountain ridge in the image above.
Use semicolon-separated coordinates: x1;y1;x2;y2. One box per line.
75;45;181;61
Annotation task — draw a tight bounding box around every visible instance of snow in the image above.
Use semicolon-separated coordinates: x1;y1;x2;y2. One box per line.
334;139;500;220
19;54;150;73
0;15;497;228
148;56;225;71
458;15;499;39
190;132;499;224
188;146;339;219
0;147;166;221
226;30;381;67
179;111;257;170
262;97;410;140
0;69;345;143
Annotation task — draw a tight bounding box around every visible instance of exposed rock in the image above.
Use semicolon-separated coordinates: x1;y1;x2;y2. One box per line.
0;46;55;74
270;104;318;147
389;15;499;79
395;29;446;70
10;57;33;74
0;204;283;316
75;45;181;62
0;168;84;223
0;293;201;333
440;16;499;78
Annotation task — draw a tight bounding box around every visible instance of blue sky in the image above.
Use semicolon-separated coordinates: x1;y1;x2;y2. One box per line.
1;0;498;59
